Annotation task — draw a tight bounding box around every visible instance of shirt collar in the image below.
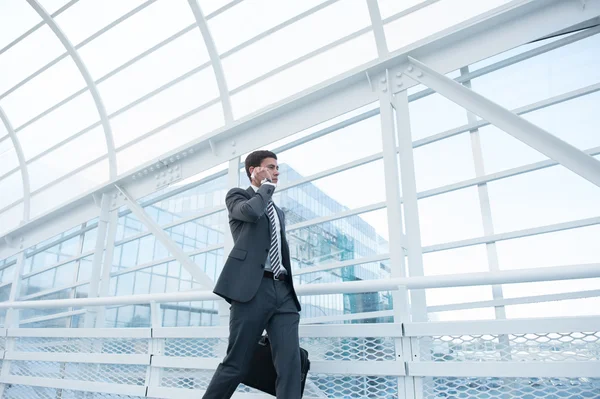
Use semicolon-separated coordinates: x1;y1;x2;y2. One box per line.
251;184;260;192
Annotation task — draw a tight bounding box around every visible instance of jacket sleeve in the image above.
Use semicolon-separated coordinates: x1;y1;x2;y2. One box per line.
226;185;275;223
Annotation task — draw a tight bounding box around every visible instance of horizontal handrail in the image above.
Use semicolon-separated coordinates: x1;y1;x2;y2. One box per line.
0;263;599;310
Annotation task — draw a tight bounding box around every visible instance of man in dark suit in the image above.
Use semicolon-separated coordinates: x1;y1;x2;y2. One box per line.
203;150;302;399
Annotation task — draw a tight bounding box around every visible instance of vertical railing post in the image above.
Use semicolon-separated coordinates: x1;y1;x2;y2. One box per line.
95;208;119;327
379;70;415;399
146;301;164;394
393;90;428;323
85;193;111;328
0;250;26;396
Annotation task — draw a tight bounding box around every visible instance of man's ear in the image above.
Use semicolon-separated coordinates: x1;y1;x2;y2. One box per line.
249;166;255;177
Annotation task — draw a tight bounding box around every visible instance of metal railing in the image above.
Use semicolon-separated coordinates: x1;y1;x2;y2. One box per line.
0;265;598;398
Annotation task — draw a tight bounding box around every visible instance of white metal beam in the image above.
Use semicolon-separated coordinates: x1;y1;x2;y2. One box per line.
408;361;600;378
1;263;600;309
403;56;600;188
2;0;597;258
188;0;233;124
84;193;111;327
0;106;30;222
460;66;506;321
26;0;117;179
366;0;389;58
393;91;427;322
114;185;214;288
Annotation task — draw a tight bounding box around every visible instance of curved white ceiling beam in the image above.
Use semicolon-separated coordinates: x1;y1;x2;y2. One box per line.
26;0;117;179
0;106;31;222
187;0;234;124
366;0;389;58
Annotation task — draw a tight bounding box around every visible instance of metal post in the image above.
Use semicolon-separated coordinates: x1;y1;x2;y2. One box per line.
146;301;164;391
379;74;414;399
95;209;119;327
460;66;507;320
460;66;511;362
393;91;428;323
84;193;111;327
0;250;26;396
66;221;87;328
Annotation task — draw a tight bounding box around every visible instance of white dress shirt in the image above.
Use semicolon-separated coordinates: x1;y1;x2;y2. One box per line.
251;184;285;275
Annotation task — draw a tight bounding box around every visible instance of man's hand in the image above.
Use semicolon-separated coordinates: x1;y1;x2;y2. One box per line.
251;167;272;187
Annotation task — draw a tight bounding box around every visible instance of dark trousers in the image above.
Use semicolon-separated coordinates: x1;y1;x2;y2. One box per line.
202;275;301;399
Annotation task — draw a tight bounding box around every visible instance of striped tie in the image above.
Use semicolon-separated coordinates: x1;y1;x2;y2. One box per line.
266;201;284;278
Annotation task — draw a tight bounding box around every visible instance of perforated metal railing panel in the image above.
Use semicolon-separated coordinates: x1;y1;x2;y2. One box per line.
0;320;598;398
15;337;148;355
10;361;147;385
422;377;600;399
4;385;144;399
300;336;397;361
419;332;600;362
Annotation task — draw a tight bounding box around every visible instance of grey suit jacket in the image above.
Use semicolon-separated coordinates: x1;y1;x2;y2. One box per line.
213;184;301;311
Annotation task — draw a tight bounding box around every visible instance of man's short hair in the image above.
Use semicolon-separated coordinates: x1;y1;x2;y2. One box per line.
244;150;277;181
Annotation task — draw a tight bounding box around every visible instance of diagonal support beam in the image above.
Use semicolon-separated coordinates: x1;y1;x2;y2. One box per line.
403;56;600;188
115;185;214;289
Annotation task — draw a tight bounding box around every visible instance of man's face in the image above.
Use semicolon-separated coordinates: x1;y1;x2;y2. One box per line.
260;157;279;184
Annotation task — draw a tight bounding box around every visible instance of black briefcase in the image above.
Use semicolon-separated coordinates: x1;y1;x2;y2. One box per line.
242;335;310;397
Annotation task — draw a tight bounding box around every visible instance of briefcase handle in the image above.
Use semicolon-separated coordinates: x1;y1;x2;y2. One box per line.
258;334;269;346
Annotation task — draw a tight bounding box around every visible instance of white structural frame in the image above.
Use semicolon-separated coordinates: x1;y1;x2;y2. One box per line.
0;2;599;396
2;0;599;257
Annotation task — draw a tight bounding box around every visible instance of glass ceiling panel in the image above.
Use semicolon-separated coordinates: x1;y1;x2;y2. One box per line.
28;126;107;192
1;56;86;128
30;159;109;219
208;0;331;55
0;1;41;50
37;0;72;15
0;24;64;96
54;0;148;46
18;91;99;161
0;171;23;211
0;203;23;237
110;67;219;149
222;0;372;90
197;0;237;17
231;32;377;117
77;0;197;80
98;28;210;115
384;0;513;51
0;143;18;179
377;0;430;19
116;102;224;174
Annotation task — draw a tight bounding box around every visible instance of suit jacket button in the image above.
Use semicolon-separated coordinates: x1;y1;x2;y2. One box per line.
265;249;268;252
261;264;265;268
